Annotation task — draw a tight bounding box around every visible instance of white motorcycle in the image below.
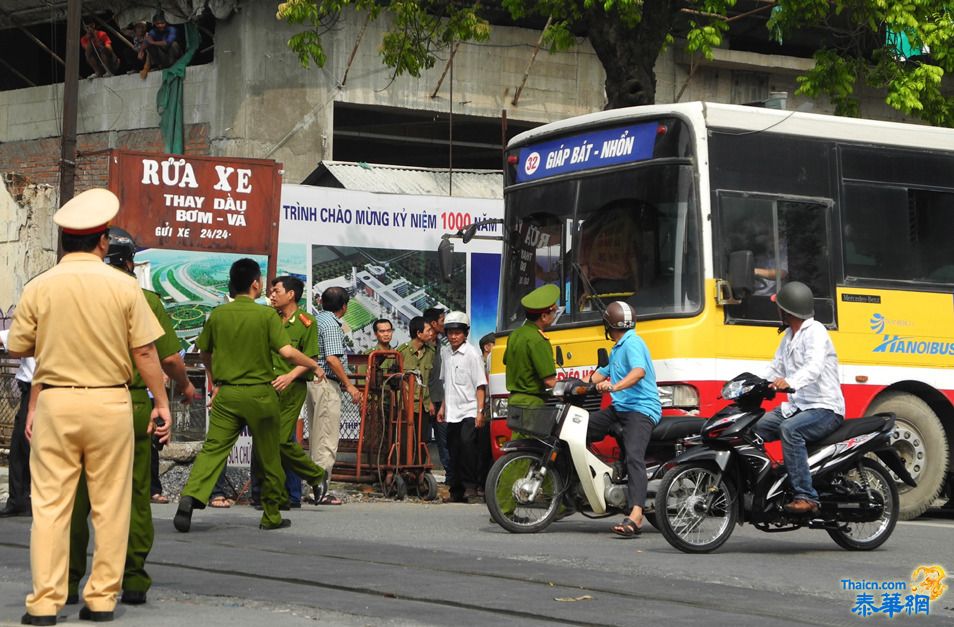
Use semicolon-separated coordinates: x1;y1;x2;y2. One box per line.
485;378;702;533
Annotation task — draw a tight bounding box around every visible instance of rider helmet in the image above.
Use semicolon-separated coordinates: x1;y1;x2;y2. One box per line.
443;311;470;332
105;226;137;269
602;301;636;330
772;281;814;320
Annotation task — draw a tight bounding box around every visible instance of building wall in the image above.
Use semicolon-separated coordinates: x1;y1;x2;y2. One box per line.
0;175;57;309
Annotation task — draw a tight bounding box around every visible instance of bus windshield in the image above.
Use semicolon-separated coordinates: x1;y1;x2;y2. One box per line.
500;163;701;330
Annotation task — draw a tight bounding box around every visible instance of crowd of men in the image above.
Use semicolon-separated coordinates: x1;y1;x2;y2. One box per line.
80;10;183;80
1;187;845;624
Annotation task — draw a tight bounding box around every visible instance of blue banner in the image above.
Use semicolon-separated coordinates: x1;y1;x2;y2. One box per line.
516;122;658;183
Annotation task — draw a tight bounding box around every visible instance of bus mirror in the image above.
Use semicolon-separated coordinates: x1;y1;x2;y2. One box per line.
555;346;564;367
438;237;455;281
461;223;479;244
597;348;609;369
728;250;755;299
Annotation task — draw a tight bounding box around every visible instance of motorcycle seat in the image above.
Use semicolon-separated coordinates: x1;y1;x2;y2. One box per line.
811;413;895;448
651;415;704;442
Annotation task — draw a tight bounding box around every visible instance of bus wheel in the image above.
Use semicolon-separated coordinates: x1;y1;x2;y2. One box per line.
868;392;949;520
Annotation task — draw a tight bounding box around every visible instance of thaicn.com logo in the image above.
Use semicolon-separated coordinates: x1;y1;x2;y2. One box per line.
841;564;948;617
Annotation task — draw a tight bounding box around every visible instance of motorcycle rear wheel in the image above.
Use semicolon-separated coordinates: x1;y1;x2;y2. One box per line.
485;451;563;533
826;458;899;551
657;462;737;553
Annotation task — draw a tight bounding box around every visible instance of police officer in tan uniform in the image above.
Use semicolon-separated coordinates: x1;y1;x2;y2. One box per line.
8;188;171;626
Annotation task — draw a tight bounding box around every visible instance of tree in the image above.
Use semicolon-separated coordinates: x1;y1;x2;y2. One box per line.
277;1;954;126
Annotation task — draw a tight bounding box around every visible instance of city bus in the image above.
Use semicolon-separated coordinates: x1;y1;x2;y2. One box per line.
487;101;954;520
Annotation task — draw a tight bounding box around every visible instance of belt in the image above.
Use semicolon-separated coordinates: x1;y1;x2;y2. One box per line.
43;384;127;390
214;381;270;387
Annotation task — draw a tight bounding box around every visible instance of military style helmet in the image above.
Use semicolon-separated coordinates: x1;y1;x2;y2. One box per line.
603;301;636;330
773;281;814;319
444;311;471;332
106;226;137;268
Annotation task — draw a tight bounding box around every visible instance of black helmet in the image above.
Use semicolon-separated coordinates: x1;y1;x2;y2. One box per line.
106;226;137;268
602;301;636;330
773;281;814;319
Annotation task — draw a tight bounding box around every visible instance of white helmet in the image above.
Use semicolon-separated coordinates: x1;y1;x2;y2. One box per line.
444;311;470;332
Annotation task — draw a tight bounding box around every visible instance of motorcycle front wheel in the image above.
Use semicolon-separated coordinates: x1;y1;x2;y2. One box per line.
827;458;899;551
485;451;563;533
657;462;737;553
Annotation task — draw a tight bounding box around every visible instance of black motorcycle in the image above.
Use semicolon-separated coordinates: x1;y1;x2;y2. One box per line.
654;373;916;553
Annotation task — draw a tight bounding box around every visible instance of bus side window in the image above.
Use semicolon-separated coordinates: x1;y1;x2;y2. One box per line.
719;193;834;325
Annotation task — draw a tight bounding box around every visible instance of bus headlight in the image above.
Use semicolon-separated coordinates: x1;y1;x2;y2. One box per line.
658;384;699;409
491;396;509;419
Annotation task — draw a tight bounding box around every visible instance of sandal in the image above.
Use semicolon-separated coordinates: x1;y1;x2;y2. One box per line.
150;494;169;504
611;517;642;538
209;496;233;508
318;493;343;506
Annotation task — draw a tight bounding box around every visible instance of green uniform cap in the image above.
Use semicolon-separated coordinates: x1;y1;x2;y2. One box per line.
520;284;560;313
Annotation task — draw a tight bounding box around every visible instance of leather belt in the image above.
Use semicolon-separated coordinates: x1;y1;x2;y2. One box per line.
44;384;127;390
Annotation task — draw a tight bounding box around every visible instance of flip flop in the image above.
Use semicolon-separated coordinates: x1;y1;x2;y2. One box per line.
209;496;233;508
318;494;343;506
150;494;169;504
611;517;642;538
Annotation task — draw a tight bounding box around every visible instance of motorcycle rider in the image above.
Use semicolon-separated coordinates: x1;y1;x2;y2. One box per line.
754;281;845;515
585;301;661;537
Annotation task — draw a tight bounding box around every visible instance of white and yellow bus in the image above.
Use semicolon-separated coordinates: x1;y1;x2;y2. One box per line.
489;101;954;520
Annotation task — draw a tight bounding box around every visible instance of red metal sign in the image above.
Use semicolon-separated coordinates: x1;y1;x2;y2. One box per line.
107;150;282;278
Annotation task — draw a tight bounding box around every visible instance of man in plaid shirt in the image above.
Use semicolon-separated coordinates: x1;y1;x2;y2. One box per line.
306;286;361;504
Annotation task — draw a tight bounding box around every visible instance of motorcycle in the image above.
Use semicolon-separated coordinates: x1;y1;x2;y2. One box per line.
485;378;702;533
654;372;917;553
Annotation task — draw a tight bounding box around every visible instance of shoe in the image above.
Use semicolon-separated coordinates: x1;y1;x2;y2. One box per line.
78;606;114;621
0;504;29;517
173;496;195;532
66;592;79;605
20;613;56;625
288;502;302;509
442;494;467;504
783;498;820;514
259;519;292;530
121;590;147;605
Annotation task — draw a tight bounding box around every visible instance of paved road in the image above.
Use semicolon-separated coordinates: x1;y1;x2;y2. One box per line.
1;499;953;626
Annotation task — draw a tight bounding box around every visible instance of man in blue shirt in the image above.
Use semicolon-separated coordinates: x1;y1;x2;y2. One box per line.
586;301;661;538
144;10;182;69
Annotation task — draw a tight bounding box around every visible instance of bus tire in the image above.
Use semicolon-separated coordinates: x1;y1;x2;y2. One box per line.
868;392;949;520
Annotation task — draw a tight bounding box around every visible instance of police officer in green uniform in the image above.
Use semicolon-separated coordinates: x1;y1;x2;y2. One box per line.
174;259;324;532
248;275;327;505
495;285;561;517
504;284;561;409
67;227;196;606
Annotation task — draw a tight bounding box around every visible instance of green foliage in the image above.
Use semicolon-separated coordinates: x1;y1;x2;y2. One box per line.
278;0;954;127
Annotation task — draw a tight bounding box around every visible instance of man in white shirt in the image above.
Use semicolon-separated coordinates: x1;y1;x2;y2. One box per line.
436;312;486;504
0;328;36;517
755;281;845;515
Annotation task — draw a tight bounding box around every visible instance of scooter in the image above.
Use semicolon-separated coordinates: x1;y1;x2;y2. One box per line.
485;378;702;533
654;372;917;553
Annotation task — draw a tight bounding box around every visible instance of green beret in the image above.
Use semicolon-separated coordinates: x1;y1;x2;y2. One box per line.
521;284;560;313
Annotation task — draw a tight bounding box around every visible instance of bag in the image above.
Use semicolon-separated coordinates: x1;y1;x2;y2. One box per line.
506;405;560;437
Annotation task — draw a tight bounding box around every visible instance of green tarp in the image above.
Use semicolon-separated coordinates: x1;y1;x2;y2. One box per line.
157;22;201;154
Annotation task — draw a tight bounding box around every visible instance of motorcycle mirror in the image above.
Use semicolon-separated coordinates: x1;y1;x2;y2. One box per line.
597;347;609;369
555;346;564;367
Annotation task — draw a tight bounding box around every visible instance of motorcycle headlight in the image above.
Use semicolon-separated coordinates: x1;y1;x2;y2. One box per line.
658;384;699;409
721;379;755;400
491;396;509;419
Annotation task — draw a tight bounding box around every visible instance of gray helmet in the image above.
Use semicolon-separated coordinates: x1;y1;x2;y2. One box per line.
603;301;636;330
444;311;470;332
773;281;814;319
106;226;137;268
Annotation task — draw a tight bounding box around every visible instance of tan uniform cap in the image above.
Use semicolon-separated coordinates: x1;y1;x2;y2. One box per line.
54;188;119;235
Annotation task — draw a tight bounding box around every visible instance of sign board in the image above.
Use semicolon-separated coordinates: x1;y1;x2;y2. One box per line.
107;150;283;283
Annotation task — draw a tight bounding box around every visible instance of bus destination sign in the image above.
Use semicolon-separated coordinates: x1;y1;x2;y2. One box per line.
516;122;658;183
